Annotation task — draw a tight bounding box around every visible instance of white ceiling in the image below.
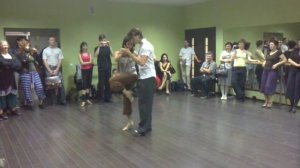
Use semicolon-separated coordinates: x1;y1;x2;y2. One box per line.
105;0;210;6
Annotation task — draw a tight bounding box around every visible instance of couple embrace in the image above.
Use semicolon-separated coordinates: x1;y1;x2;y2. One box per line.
110;28;156;137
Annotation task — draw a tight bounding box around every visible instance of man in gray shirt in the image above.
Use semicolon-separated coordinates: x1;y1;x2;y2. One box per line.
191;51;216;98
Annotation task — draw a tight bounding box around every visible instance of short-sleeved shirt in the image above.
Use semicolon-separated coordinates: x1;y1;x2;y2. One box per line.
284;50;293;59
281;44;288;53
42;47;64;67
200;61;216;78
264;50;282;70
220;50;233;69
138;38;156;79
179;47;195;66
289;49;300;66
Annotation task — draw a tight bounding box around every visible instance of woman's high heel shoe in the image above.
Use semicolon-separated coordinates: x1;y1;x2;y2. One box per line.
86;100;93;105
81;101;86;107
261;103;267;108
122;120;134;131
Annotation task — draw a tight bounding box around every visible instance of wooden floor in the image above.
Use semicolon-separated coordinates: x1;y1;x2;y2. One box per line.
0;92;300;168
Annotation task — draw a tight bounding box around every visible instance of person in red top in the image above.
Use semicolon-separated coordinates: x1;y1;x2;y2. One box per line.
79;42;93;107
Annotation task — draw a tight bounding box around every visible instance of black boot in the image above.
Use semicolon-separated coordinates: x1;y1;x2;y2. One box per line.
288;106;294;112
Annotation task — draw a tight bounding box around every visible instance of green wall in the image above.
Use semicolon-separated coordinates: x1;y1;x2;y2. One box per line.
184;0;300;59
0;0;184;90
183;0;300;102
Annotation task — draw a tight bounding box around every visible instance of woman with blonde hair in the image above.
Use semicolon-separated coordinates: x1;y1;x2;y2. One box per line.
0;40;22;120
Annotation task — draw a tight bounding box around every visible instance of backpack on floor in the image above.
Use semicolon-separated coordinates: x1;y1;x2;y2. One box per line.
176;80;186;92
171;80;185;92
170;81;178;92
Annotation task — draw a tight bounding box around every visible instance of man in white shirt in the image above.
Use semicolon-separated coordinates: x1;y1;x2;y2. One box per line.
179;40;199;90
43;36;66;105
122;28;156;137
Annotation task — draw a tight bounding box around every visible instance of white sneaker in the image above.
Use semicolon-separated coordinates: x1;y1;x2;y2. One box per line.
221;96;224;100
223;96;227;100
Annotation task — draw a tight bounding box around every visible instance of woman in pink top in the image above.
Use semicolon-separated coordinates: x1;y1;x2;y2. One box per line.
79;42;93;107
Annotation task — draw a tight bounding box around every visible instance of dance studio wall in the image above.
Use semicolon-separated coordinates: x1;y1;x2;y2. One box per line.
0;0;184;90
183;0;300;101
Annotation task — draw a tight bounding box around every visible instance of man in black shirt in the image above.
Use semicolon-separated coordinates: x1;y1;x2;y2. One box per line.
94;34;113;102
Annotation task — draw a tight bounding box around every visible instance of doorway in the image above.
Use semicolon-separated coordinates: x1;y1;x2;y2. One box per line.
185;27;216;77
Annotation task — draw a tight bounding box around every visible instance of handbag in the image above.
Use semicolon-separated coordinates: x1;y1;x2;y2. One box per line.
215;64;228;77
170;64;176;74
170;67;176;74
45;76;62;85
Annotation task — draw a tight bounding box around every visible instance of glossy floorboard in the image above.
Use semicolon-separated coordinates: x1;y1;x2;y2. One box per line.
0;92;299;168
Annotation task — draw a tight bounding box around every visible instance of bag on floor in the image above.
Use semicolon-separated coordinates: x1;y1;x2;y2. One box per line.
171;80;185;92
176;80;186;92
170;81;178;91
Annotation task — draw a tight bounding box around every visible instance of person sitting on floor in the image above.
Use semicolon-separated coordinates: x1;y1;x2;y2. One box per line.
191;51;216;98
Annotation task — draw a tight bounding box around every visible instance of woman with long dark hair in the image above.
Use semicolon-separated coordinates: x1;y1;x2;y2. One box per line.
79;42;93;107
109;36;138;131
158;53;172;95
260;40;287;108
